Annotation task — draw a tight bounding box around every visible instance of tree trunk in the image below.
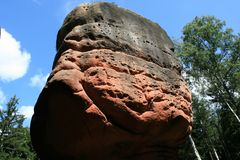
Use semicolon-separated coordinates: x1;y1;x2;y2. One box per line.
189;135;202;160
225;101;240;123
213;147;220;160
214;83;240;124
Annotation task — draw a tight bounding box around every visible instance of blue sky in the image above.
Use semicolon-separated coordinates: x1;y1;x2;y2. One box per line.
0;0;239;126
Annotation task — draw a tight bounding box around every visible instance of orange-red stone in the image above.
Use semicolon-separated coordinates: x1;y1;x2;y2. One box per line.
31;2;192;159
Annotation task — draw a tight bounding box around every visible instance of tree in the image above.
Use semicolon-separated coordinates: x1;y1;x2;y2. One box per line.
177;16;240;159
189;135;202;160
178;95;221;160
0;95;37;160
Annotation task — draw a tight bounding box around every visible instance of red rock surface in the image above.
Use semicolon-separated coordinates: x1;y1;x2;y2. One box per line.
31;2;192;159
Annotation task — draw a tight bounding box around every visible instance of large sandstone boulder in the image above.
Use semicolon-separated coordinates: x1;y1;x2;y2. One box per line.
30;2;192;160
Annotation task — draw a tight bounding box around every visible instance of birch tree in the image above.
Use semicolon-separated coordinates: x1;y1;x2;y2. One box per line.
177;16;240;159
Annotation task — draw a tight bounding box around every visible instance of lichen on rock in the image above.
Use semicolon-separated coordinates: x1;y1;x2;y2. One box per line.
30;2;192;160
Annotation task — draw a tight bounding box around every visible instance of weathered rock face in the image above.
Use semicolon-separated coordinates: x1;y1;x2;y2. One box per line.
31;2;192;160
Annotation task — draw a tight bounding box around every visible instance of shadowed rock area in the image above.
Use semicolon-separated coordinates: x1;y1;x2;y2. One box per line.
30;2;192;160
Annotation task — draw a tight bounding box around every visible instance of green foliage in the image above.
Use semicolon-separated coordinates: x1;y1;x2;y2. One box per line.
179;96;221;160
0;96;37;160
177;16;240;159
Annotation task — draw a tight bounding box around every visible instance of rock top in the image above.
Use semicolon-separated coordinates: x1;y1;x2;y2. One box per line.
31;2;192;160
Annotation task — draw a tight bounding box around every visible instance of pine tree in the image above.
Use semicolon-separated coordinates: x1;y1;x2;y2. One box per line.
0;95;36;160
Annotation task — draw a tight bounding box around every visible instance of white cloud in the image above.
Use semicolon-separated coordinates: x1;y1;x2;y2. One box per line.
0;28;31;82
0;89;6;110
30;73;49;89
0;89;6;104
183;71;212;101
19;106;34;119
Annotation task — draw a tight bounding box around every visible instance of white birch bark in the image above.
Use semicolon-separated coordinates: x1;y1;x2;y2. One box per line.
189;135;202;160
213;147;220;160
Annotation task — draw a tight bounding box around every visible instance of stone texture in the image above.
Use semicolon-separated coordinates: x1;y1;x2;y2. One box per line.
30;2;192;160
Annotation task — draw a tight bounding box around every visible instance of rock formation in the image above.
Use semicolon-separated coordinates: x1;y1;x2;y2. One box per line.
30;2;192;160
